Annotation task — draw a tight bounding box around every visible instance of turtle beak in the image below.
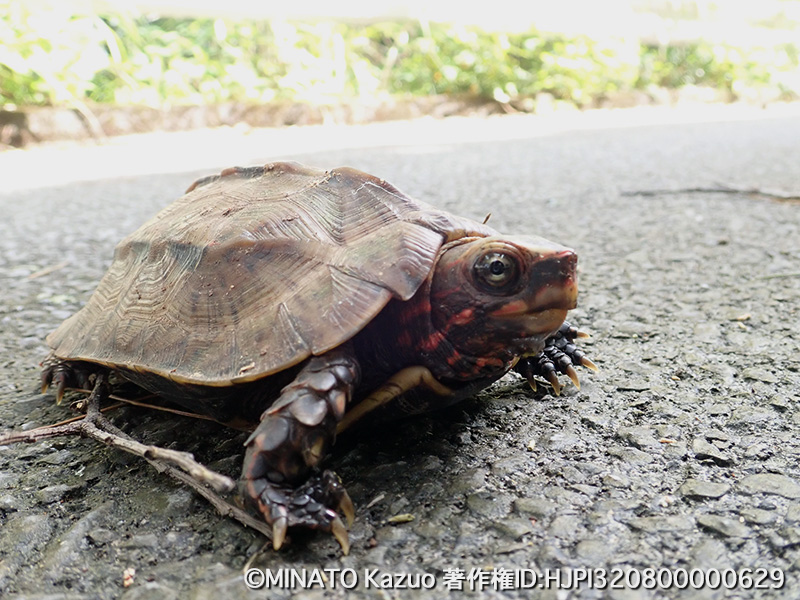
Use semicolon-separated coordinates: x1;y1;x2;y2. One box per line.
490;247;578;337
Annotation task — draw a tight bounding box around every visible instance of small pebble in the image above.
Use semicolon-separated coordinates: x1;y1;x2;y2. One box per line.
697;514;750;538
679;479;731;499
740;474;800;499
692;439;732;465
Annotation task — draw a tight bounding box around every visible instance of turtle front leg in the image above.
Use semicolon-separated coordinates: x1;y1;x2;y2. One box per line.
241;349;359;553
515;321;598;395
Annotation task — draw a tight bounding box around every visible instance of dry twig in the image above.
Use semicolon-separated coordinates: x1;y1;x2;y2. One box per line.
0;374;271;540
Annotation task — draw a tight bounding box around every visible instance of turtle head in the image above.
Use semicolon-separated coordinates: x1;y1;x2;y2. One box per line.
429;235;578;360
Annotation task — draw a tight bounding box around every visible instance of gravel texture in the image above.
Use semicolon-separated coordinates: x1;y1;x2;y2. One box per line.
1;107;799;599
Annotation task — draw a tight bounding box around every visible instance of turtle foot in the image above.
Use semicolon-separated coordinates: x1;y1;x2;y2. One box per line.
241;348;360;553
245;470;354;553
40;355;97;404
515;321;596;395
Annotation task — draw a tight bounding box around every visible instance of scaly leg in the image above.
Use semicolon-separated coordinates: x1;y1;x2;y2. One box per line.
241;349;359;553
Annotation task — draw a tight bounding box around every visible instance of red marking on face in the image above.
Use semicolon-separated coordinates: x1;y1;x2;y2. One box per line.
446;350;463;366
490;299;528;317
420;330;446;353
448;308;474;327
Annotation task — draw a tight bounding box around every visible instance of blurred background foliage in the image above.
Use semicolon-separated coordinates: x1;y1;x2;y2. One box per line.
1;2;799;111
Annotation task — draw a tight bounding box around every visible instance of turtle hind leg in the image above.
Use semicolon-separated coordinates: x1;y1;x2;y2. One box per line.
515;321;597;395
40;354;100;404
241;349;359;554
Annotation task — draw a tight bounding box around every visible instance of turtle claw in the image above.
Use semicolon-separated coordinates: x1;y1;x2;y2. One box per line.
331;516;350;555
565;364;581;389
41;364;71;405
580;356;599;372
272;516;288;551
546;372;562;396
339;489;356;528
54;376;68;405
40;363;55;395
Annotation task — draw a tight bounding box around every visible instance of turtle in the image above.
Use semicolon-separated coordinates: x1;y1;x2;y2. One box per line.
40;161;595;553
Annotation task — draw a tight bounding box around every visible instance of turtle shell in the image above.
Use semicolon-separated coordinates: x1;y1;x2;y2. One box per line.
47;162;492;386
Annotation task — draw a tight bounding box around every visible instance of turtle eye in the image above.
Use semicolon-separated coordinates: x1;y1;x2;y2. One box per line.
473;251;519;292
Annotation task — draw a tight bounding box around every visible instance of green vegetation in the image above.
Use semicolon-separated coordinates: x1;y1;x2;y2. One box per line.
1;3;798;111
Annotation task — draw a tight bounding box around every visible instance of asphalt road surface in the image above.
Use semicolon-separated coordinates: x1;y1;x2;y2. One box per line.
1;105;799;599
